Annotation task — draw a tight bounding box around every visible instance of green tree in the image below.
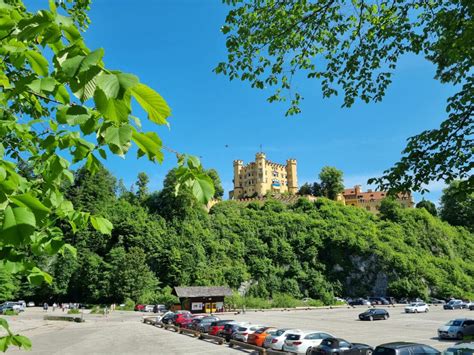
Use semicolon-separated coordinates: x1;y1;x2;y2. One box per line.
108;247;159;303
378;197;403;222
298;182;312;195
319;166;344;200
0;1;213;350
136;172;149;202
0;267;17;302
439;181;474;231
206;169;224;199
217;0;473;196
416;199;438;217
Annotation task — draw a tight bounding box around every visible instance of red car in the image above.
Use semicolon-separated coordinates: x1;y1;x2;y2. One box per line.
209;320;234;336
134;304;145;311
173;312;193;327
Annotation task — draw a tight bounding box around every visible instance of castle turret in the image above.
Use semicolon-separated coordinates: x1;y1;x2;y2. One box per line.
255;152;266;196
286;158;298;194
230;160;244;199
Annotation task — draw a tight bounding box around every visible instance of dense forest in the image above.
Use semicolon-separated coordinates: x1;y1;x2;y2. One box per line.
2;167;473;307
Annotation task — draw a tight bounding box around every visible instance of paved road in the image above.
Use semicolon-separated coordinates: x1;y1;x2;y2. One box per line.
2;305;472;354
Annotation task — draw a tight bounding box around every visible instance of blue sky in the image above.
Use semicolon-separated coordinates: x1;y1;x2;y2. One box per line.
80;0;454;203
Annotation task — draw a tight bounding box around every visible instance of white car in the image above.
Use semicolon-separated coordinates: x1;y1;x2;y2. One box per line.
144;305;154;312
263;328;302;350
233;324;265;342
27;301;35;307
405;302;429;313
283;330;334;354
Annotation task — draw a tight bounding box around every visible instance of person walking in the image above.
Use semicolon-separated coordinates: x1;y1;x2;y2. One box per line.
43;302;48;312
52;303;57;312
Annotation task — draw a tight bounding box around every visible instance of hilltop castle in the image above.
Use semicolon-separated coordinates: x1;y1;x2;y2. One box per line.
229;152;298;199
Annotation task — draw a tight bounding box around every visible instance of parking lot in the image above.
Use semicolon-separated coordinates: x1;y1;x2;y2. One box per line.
3;305;473;354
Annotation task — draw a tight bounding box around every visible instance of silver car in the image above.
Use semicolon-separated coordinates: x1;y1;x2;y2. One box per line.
438;319;474;340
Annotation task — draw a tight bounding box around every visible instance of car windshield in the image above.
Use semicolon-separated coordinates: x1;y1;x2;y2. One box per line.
286;334;301;341
275;329;289;336
446;320;463;326
373;347;396;355
409;303;417;306
237;327;248;332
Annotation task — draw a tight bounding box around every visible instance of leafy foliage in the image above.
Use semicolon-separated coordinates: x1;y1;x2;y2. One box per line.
217;0;473;195
416;199;437;217
19;166;474;310
439;181;473;231
0;1;213;350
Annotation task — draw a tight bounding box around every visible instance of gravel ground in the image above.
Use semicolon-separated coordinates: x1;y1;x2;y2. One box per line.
2;305;472;354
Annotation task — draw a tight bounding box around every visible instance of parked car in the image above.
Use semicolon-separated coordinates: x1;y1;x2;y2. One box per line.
17;300;26;309
444;341;474;355
405;302;429;313
438;319;474;340
429;298;446;304
263;328;302;350
27;301;35;307
155;311;174;324
349;298;371;306
368;297;390;305
247;327;277;347
208;320;234;336
134;304;145;311
233;324;266;342
192;316;221;333
181;314;205;329
444;300;465;310
373;342;440;354
0;302;23;313
221;322;248;342
359;309;390;321
464;301;474;309
143;305;155;312
283;331;334;354
153;304;167;313
173;312;193;327
310;337;373;355
160;312;176;325
470;304;474;311
398;298;409;304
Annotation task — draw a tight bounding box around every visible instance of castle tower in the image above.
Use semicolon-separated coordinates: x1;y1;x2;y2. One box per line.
286;159;298;194
231;160;244;199
255;152;266;196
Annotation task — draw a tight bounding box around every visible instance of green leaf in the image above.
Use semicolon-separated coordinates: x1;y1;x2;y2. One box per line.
131;83;170;125
103;125;132;156
79;48;104;73
0;166;6;182
60;54;84;78
11;335;31;350
131;131;163;162
56;105;90;125
10;193;50;212
54;85;70;104
94;88;130;123
192;174;215;204
28;267;52;285
0;318;11;332
1;206;36;245
96;73;120;99
25;50;49;76
116;73;139;91
188;155;201;170
27;77;56;93
0;336;9;352
90;216;113;235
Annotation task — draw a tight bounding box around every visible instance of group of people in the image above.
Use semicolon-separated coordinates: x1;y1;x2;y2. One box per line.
42;302;81;312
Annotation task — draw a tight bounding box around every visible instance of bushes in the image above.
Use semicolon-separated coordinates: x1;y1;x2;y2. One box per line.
2;310;19;316
67;309;80;314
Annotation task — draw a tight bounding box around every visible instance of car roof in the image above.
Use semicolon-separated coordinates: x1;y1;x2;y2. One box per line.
376;342;431;349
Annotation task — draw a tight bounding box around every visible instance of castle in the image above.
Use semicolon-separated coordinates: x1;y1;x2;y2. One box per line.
229;152;298;199
342;185;414;213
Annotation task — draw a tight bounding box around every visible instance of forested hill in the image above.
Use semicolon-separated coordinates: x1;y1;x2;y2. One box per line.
5;168;473;305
